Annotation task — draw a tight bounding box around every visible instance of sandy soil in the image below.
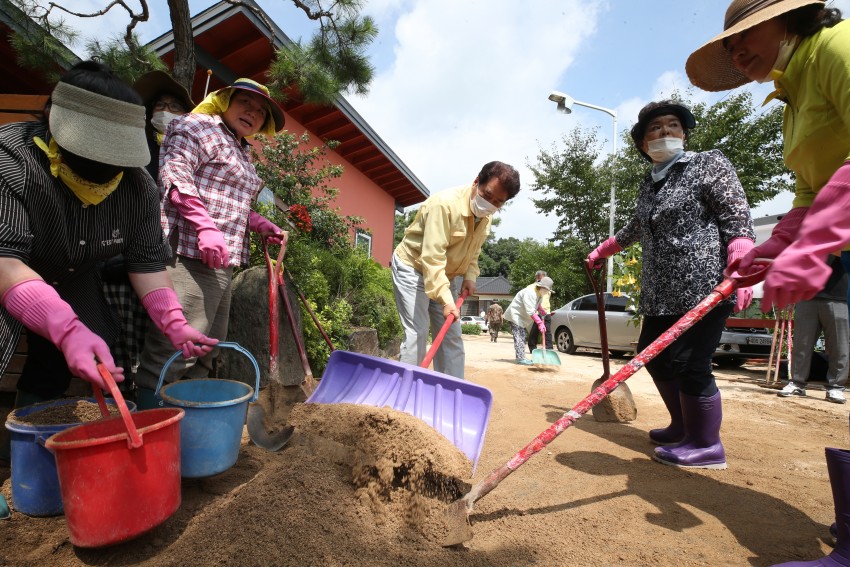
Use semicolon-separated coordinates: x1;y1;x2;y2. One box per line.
2;333;848;566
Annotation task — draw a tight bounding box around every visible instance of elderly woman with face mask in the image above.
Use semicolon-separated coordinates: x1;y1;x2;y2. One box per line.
0;60;216;409
688;1;850;564
587;100;755;470
392;161;520;380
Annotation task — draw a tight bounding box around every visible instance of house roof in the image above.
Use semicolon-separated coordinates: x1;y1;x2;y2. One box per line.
451;275;513;297
146;0;429;208
475;276;513;296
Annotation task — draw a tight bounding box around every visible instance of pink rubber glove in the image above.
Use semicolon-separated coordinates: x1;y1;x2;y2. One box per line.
727;237;755;313
762;162;850;311
141;287;219;358
1;279;123;388
169;189;230;269
738;207;807;273
587;236;623;269
531;313;546;335
249;211;286;245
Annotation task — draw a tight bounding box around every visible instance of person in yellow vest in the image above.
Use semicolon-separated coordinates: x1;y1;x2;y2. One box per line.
392;161;521;379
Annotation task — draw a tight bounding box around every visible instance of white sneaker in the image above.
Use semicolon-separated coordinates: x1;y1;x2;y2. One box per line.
826;390;847;404
778;383;806;397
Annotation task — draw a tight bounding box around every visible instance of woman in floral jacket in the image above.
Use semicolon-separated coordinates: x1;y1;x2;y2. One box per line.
587;100;755;470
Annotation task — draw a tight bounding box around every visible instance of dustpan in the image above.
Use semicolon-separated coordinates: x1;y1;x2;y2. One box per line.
531;316;561;367
307;294;492;470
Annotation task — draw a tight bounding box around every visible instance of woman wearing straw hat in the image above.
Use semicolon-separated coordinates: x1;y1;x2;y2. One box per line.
587;100;755;470
134;78;288;407
688;2;849;564
687;1;850;312
0;60;217;407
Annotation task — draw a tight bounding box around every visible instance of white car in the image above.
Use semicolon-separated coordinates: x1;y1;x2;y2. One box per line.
550;293;638;355
550;288;775;366
460;315;489;332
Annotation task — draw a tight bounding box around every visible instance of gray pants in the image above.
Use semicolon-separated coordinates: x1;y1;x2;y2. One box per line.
391;254;465;379
136;255;234;390
791;298;849;391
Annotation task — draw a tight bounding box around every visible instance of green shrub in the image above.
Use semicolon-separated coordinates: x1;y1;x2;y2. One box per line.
461;324;482;335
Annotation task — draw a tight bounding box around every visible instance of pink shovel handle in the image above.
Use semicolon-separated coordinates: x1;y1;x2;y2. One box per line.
94;364;143;449
420;293;467;369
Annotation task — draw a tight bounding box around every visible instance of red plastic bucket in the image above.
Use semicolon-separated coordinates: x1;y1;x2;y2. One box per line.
45;366;184;548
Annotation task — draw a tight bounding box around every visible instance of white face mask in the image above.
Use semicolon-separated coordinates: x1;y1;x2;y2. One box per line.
151;111;181;134
470;192;500;218
646;137;684;163
757;36;799;83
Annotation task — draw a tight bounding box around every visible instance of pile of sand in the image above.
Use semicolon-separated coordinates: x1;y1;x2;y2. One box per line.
1;401;489;566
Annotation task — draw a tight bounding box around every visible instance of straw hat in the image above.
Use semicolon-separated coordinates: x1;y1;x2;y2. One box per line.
49;81;150;167
686;0;824;91
132;70;194;111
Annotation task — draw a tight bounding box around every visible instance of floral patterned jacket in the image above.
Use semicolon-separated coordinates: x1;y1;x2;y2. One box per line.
615;150;754;316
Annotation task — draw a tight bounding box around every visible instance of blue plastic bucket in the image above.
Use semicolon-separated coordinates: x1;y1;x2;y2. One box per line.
155;342;259;478
4;397;136;516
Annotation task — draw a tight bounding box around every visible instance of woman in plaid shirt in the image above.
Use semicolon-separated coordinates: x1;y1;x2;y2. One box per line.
135;79;287;408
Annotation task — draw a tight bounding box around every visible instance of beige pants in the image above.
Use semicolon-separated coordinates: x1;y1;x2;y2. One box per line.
135;255;234;390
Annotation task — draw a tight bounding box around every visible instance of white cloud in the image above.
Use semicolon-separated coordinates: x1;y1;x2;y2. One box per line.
349;0;604;241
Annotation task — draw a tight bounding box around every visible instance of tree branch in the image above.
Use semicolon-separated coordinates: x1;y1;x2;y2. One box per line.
45;1;149;63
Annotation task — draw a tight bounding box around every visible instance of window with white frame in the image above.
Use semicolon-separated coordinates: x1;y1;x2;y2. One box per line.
355;231;372;257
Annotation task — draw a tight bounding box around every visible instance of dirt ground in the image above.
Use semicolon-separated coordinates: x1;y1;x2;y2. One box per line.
2;333;849;566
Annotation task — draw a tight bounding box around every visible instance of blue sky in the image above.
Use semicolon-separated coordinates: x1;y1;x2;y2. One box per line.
61;0;850;242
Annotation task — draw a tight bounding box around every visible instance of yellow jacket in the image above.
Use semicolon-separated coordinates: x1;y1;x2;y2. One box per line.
394;184;491;306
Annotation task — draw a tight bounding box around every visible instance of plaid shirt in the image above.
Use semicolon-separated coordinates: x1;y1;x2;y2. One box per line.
159;113;262;266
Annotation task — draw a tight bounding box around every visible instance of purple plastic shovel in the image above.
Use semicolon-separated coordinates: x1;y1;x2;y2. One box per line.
306;294;493;471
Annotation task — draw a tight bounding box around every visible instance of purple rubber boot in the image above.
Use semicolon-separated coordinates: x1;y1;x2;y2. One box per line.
771;448;850;566
649;380;684;445
653;390;726;470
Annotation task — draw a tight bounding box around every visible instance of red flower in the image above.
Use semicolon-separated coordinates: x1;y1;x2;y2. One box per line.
288;204;313;232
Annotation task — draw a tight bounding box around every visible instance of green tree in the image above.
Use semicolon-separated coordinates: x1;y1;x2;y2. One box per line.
10;0;377;102
528;127;611;249
479;237;523;278
393;209;417;249
506;238;587;310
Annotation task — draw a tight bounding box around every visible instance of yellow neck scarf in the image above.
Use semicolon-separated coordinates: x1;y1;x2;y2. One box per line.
33;136;123;206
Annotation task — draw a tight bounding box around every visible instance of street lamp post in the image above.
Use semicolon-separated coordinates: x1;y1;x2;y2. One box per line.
548;91;618;292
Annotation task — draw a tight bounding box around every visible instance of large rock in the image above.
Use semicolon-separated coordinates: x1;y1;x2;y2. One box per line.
348;327;378;357
219;266;309;388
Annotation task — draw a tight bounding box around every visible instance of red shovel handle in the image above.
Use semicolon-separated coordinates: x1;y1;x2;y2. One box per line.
95;364;142;449
420;292;467;369
463;260;773;507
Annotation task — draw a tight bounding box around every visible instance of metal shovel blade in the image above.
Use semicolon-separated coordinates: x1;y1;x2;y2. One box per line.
443;499;473;546
247;404;294;452
247;382;306;451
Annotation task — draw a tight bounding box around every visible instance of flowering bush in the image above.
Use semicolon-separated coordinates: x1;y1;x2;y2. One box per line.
612;243;642;327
